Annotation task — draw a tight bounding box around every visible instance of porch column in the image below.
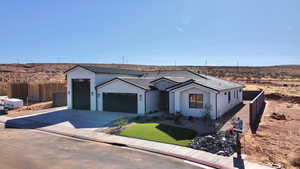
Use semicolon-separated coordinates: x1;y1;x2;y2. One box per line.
174;92;181;113
209;93;217;119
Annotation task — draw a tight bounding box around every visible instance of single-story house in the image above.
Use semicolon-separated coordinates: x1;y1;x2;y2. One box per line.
65;65;244;119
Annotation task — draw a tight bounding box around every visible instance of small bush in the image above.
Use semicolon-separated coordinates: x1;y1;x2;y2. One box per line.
174;119;182;125
113;117;128;128
290;153;300;168
173;112;182;124
166;115;174;120
188;116;194;121
152;116;159;121
201;113;211;121
144;116;153;122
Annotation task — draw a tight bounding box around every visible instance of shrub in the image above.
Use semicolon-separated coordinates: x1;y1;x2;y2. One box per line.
166;115;174;120
173;111;182;124
290;153;300;168
174;119;182;125
152;116;159;121
134;115;141;120
188;116;194;121
202;113;210;121
113;117;128;128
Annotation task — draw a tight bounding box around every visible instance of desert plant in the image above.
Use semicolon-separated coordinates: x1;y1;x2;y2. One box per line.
133;115;141;121
113;117;128;128
173;111;182;124
201;104;212;121
188;116;194;121
290;153;300;168
174;111;182;120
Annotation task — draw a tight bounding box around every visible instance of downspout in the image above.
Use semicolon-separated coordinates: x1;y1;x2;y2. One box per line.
144;90;147;114
215;93;218;120
95;87;98;111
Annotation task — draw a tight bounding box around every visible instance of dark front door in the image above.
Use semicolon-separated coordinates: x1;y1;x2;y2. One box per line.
103;93;137;113
159;91;169;111
72;79;90;110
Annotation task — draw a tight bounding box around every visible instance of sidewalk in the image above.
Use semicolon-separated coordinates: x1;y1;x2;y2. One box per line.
0;115;272;169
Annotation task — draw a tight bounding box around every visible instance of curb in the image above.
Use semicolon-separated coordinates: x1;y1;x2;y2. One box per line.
2;120;231;169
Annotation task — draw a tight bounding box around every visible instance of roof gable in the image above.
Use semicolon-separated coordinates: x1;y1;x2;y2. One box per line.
95;78;148;90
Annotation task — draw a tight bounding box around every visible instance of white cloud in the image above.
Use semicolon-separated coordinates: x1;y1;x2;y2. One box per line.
176;26;184;32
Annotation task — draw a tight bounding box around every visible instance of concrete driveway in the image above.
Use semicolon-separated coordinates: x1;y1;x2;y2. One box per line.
5;108;137;131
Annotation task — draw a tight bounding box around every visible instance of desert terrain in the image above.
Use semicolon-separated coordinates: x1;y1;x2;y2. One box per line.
0;63;300;168
0;63;300;96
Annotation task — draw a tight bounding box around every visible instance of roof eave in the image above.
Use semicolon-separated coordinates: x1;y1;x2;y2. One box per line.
95;78;148;91
166;81;220;93
64;65;96;74
150;77;178;84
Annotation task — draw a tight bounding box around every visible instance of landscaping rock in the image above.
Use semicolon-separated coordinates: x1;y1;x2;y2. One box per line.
271;112;287;120
189;131;237;157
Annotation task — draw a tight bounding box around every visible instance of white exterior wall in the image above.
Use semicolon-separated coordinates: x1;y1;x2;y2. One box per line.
217;88;243;117
66;67;96;111
96;79;146;115
180;88;211;117
66;67;141;111
145;90;160;113
152;79;177;91
169;84;218;118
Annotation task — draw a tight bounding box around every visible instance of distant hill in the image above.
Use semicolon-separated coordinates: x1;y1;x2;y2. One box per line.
0;63;299;84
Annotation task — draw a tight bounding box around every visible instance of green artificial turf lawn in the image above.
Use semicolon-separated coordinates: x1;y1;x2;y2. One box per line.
118;123;197;146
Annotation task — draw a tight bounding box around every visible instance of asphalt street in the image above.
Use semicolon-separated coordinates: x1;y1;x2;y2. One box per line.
0;125;203;169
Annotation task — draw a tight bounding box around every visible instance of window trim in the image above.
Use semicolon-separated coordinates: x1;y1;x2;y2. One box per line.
189;94;204;109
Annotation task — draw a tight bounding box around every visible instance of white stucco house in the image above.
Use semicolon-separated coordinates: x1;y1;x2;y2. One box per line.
65;65;244;119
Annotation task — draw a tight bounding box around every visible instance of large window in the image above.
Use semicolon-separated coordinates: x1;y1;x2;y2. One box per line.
189;94;203;108
228;91;231;103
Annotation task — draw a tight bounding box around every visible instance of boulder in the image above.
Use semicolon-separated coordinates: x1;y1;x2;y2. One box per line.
271;112;287;120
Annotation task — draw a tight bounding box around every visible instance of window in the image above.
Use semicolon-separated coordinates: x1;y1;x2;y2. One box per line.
189;94;203;108
228;91;231;103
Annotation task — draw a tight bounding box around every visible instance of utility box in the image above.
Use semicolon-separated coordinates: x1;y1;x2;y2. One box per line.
53;92;67;107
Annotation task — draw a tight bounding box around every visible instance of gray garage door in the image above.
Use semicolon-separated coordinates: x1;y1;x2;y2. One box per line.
72;79;90;110
103;93;137;113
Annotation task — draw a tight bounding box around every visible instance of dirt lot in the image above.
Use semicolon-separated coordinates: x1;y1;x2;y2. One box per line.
242;100;300;169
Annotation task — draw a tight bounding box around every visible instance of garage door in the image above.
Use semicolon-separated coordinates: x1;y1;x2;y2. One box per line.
103;93;137;113
72;79;90;110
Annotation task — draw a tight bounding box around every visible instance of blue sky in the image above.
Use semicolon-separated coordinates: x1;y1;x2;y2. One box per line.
0;0;299;66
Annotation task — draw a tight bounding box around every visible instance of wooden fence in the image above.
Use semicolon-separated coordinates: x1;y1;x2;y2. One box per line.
0;83;8;96
7;82;66;102
249;91;265;134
